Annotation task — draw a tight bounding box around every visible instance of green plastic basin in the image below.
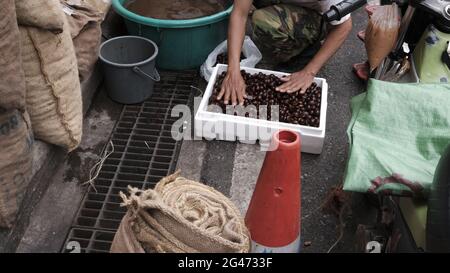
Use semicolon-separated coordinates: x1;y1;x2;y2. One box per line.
112;0;233;70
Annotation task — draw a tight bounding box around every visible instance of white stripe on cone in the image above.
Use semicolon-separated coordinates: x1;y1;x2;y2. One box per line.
251;235;301;253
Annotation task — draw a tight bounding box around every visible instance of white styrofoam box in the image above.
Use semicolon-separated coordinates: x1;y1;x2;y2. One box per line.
194;64;328;154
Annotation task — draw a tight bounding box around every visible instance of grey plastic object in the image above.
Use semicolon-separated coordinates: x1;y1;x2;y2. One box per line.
99;36;160;104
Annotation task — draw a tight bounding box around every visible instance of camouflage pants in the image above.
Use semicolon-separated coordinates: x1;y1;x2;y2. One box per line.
251;0;325;64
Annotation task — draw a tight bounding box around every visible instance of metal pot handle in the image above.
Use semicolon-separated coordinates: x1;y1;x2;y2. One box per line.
133;66;161;82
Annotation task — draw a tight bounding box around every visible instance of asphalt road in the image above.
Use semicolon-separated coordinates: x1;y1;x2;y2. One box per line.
299;9;370;252
188;8;373;252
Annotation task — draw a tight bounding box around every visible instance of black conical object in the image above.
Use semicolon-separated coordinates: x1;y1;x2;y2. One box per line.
427;143;450;252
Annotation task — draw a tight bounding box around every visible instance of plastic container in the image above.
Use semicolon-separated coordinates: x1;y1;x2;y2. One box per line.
194;64;328;154
112;0;233;70
99;36;159;104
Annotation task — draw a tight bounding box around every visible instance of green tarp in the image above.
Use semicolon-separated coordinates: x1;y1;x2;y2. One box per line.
344;79;450;197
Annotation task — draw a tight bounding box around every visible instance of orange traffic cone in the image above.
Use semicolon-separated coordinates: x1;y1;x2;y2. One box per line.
245;130;301;253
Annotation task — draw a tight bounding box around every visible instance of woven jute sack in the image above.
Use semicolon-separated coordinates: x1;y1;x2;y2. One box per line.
83;0;112;19
62;0;103;81
0;0;26;111
15;0;65;33
111;172;251;253
20;16;82;151
0;109;33;228
110;212;145;253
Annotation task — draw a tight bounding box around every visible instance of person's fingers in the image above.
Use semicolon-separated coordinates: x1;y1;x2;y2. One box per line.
231;88;237;106
224;86;231;104
300;82;310;94
300;81;314;93
292;81;306;93
279;81;297;92
237;86;245;105
276;82;290;92
293;81;307;93
280;75;291;82
217;85;225;100
287;85;301;93
287;86;300;93
276;76;291;91
303;81;313;93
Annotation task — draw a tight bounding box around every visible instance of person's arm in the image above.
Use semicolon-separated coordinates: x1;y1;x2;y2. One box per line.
217;0;253;105
276;18;353;93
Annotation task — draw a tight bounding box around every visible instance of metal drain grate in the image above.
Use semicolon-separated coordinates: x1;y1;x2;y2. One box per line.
63;70;199;253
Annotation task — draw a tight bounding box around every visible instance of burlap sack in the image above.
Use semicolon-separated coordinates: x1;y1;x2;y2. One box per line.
111;172;251;253
73;24;102;81
110;212;145;253
20;16;82;151
61;0;103;81
0;0;26;111
83;0;112;19
0;109;33;228
15;0;65;33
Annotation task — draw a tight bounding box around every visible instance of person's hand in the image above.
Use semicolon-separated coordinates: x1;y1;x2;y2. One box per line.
276;70;316;94
217;70;246;105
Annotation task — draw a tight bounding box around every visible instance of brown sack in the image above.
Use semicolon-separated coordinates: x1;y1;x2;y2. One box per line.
15;0;65;33
110;212;145;253
62;0;103;81
83;0;112;19
20;16;83;151
0;0;26;111
0;109;33;228
73;24;102;81
365;4;401;72
111;172;251;253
